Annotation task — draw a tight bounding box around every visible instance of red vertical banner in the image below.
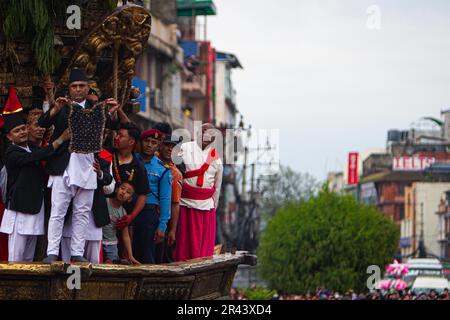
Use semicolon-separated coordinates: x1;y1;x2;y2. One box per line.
348;152;359;185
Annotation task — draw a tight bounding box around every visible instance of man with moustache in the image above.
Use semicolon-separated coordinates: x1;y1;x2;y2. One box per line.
38;68;119;263
132;128;172;264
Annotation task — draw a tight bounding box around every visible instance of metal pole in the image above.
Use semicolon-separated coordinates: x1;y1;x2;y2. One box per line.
420;202;424;241
250;163;255;198
242;146;248;202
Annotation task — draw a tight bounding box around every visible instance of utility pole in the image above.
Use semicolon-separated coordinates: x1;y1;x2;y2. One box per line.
250;163;255;198
241;146;248;202
420;202;424;242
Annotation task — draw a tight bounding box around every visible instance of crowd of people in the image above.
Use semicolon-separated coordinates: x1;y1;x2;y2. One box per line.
0;68;223;265
230;287;450;300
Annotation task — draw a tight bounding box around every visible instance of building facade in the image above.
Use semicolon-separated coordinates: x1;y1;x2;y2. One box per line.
131;0;185;130
400;183;450;258
436;190;450;259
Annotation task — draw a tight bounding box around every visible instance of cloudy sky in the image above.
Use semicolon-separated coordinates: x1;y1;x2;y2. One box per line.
207;0;450;180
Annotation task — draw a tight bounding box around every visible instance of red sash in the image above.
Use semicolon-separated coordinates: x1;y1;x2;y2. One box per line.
183;148;218;187
181;183;215;200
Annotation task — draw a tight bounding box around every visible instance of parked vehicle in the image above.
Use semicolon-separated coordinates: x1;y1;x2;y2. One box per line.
404;259;443;286
411;276;449;295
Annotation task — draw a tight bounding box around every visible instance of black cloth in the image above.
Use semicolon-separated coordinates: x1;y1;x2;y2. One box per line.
5;142;55;214
69;68;88;83
91;156;112;228
132;204;158;264
38;99;117;176
3;112;26;133
69;103;105;154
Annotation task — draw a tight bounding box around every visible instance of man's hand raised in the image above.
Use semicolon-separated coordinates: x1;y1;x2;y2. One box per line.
105;98;120;114
50;97;70;117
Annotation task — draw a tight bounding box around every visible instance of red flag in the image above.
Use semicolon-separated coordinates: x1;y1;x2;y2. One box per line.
3;86;23;114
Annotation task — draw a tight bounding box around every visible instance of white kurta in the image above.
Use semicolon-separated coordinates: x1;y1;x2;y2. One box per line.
179;141;223;210
62;153;97;189
0;203;45;262
0;203;45;236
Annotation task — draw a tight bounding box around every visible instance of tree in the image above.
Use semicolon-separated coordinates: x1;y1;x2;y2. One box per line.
257;186;400;293
259;165;319;219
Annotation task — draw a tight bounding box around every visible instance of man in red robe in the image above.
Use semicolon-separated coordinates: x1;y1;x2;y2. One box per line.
173;123;223;261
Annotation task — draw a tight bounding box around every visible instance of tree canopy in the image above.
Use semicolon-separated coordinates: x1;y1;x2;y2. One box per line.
259;165;319;219
257;186;399;293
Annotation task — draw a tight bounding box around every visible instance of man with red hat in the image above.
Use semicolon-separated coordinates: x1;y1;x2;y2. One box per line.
127;128;172;264
0;87;70;262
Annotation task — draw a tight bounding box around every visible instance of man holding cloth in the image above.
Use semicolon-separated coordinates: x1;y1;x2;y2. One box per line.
39;68;119;263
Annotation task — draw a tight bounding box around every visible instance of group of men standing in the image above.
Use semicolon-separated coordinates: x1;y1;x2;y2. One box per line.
0;68;223;265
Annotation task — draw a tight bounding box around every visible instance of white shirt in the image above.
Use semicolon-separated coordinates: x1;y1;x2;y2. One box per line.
43;101;50;113
179;141;223;210
15;144;31;152
0;203;45;236
48;100;97;190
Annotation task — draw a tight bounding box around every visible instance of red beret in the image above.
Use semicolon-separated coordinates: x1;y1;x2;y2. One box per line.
140;128;163;140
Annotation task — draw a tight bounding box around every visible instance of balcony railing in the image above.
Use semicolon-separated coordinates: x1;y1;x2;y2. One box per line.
182;73;207;97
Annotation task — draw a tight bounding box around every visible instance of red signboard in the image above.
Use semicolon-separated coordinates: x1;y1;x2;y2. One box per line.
348;152;359;185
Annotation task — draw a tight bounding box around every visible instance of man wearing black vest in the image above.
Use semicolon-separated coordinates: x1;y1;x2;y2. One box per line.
38;68;119;263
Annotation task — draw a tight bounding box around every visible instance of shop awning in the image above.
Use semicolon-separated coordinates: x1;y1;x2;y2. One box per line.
177;0;217;16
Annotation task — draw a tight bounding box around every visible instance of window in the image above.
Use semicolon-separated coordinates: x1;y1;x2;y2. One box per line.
399;205;405;221
398;183;406;196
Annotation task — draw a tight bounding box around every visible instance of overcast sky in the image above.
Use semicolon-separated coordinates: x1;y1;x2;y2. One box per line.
207;0;450;180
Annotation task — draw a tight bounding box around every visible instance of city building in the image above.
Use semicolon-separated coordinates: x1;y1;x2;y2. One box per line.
327;171;344;194
131;0;185;130
400;182;450;258
436;190;450;259
214;51;242;128
177;0;217;132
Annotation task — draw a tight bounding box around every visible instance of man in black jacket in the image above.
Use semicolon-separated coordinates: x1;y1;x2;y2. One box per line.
38;68;119;263
0;112;69;262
